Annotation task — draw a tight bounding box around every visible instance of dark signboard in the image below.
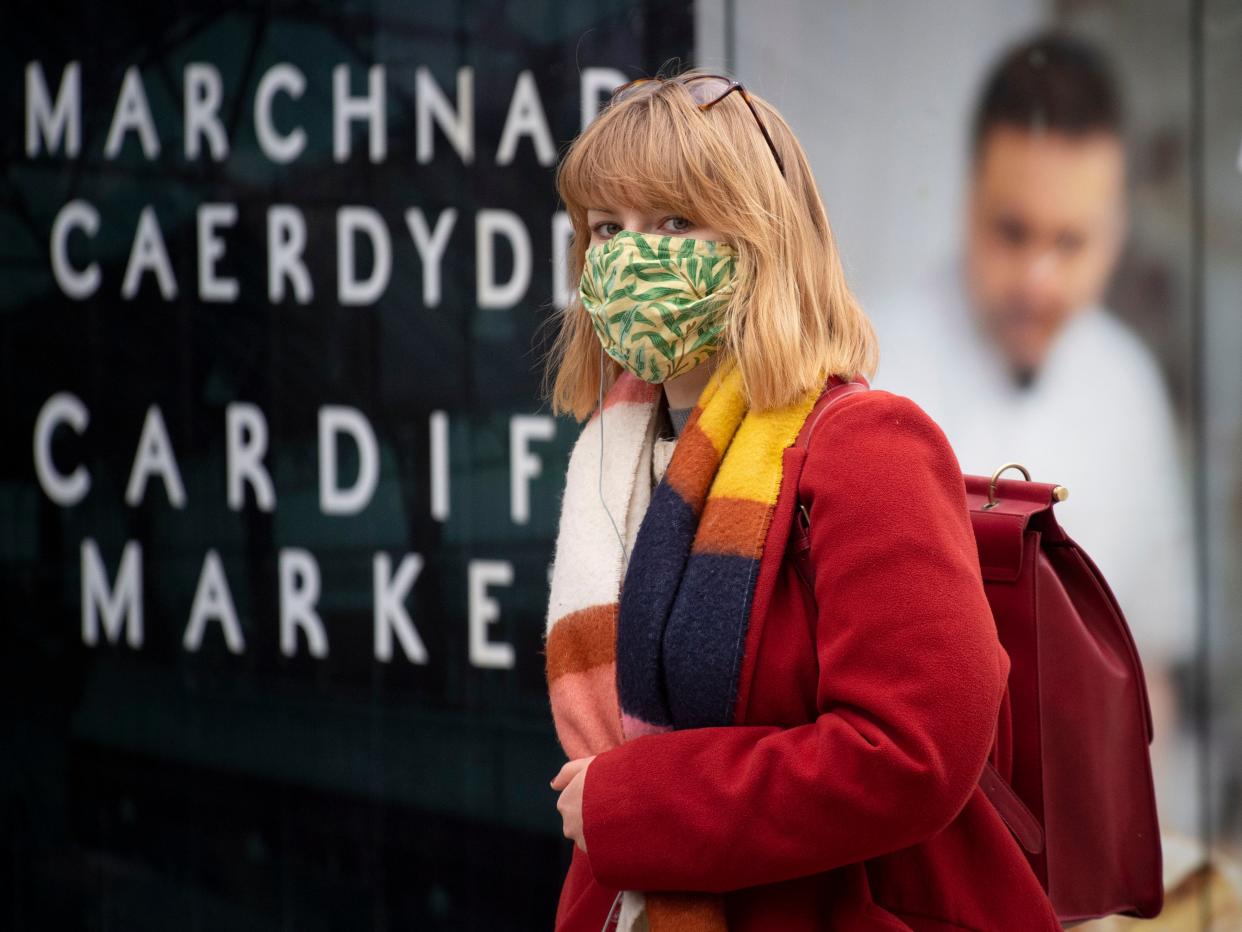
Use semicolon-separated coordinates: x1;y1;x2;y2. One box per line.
0;2;693;928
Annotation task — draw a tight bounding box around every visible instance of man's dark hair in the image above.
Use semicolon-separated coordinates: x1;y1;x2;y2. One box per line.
970;31;1124;162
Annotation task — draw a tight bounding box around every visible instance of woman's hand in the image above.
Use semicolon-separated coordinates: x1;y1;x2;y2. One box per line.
551;755;596;852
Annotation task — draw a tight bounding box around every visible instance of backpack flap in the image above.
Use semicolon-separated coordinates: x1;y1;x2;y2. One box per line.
963;474;1064;582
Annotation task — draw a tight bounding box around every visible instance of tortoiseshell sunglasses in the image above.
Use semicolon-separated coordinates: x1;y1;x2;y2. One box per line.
609;74;787;177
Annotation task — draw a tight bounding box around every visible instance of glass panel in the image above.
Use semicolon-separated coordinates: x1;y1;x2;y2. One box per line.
4;0;1240;927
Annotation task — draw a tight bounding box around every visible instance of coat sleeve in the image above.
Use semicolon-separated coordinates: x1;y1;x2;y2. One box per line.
577;391;1010;894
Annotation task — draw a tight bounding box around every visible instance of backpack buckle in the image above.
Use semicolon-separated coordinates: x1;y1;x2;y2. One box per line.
984;461;1070;510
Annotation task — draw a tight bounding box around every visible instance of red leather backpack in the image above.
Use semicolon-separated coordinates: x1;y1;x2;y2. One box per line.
790;375;1164;925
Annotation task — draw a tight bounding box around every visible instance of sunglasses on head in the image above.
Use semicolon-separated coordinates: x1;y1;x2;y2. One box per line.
609;73;787;178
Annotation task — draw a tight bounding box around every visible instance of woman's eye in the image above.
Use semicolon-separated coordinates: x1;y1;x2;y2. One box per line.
664;216;693;233
591;222;621;239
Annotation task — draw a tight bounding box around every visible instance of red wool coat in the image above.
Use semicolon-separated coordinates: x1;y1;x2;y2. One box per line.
553;389;1064;931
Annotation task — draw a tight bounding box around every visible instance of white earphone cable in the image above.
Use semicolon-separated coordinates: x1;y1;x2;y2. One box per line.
598;345;630;572
599;889;623;931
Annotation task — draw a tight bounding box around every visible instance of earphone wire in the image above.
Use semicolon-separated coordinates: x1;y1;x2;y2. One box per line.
600;889;623;931
598;345;630;572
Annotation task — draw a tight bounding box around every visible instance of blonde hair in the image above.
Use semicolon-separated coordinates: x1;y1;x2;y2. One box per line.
540;66;879;421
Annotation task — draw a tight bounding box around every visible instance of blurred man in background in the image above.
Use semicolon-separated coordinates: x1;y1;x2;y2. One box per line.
868;31;1198;838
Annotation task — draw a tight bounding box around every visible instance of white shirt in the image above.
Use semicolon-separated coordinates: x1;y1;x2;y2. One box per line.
866;255;1197;670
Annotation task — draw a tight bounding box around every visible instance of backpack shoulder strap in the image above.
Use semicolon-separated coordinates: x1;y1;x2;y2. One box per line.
788;375;869;591
793;375;871;527
795;376;871;453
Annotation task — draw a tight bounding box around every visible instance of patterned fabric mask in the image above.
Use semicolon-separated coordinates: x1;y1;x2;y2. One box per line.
579;229;737;384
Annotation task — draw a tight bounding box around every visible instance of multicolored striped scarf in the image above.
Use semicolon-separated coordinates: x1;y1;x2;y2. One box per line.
544;361;821;931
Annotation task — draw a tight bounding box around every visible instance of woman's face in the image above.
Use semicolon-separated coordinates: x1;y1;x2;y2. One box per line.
585;205;727;247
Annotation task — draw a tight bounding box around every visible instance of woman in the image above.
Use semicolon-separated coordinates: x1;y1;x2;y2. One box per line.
540;68;1062;932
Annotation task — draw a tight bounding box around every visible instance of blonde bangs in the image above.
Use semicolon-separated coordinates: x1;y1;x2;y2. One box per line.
557;89;715;226
542;71;880;422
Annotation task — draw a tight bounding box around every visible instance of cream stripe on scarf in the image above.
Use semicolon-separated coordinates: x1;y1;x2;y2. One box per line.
544;373;663;760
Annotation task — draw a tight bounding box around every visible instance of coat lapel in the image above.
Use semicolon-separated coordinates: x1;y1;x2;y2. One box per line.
731;443;809;725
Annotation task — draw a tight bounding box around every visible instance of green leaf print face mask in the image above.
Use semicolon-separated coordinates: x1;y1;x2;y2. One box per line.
578;229;737;384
